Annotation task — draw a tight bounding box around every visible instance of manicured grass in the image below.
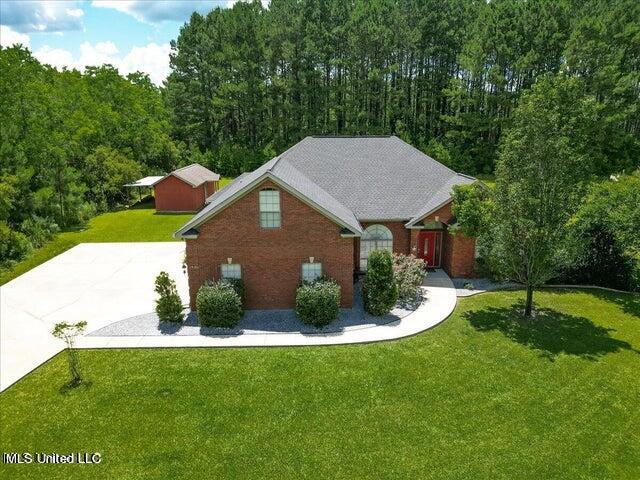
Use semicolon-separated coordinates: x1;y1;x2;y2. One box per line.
219;176;234;189
476;173;496;188
1;289;638;479
0;204;192;285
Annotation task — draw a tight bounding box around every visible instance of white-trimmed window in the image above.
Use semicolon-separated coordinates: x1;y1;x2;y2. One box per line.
301;262;322;282
259;189;281;228
360;224;393;270
221;263;241;279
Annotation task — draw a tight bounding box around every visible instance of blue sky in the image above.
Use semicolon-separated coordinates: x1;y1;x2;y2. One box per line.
0;1;236;84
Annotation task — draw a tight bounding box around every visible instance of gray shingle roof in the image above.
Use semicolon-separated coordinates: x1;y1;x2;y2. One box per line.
176;136;476;238
161;163;220;187
278;136;471;220
406;173;476;226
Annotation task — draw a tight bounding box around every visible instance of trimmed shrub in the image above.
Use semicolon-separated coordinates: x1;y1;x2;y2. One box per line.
220;277;245;306
154;271;184;323
295;278;341;327
392;253;426;301
363;249;398;316
197;281;242;328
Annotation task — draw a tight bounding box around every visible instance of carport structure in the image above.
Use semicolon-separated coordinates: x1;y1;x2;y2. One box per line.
124;175;164;202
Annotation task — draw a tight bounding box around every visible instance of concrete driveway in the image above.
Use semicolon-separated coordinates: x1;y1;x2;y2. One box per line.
0;242;187;392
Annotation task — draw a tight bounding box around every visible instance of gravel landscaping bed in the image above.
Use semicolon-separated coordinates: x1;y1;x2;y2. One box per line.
89;285;422;337
453;277;519;297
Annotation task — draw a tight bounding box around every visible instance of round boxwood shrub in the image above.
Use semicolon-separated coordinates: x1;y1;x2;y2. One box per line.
196;281;242;328
154;271;184;323
363;249;398;316
220;277;245;307
295;278;341;327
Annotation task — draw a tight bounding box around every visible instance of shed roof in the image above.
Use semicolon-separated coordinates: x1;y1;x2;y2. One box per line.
158;164;220;187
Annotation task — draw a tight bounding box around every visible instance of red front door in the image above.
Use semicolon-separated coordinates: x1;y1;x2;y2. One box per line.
418;231;442;268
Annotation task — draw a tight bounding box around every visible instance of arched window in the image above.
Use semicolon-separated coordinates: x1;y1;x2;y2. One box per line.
360;224;393;270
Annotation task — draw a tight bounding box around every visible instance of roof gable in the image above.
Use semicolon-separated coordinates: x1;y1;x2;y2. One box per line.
175;158;363;238
406;174;476;227
157;163;220;187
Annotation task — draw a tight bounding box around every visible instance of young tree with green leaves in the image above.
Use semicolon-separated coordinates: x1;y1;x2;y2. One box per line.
492;76;589;316
52;321;88;387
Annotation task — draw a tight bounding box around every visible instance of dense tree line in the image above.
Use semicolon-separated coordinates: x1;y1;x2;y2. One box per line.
166;0;640;176
0;46;179;269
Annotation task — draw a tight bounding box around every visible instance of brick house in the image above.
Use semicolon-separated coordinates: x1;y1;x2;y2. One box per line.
153;164;220;212
175;136;478;310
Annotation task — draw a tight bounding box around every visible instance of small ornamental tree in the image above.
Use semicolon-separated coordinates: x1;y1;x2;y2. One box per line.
197;281;243;328
52;321;87;387
154;271;184;323
392;253;426;301
363;249;398;316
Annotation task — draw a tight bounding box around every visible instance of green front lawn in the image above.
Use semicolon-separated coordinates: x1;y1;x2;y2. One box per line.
1;177;234;285
0;204;192;285
2;289;638;479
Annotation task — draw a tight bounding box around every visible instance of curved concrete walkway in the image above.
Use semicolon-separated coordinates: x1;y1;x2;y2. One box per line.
78;269;457;349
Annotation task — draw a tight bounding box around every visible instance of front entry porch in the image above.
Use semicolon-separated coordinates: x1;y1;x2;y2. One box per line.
416;230;443;268
352;220;476;279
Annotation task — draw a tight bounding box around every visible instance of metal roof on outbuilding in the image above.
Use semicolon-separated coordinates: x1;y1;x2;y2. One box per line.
124;176;164;187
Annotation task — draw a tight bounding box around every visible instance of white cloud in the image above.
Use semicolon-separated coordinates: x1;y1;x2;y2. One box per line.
33;41;171;86
0;25;31;48
33;45;75;68
66;8;84;18
92;1;222;23
0;1;84;32
120;43;171;85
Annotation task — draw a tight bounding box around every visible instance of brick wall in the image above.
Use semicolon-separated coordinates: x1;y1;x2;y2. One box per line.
442;232;476;278
185;179;354;310
154;175;206;212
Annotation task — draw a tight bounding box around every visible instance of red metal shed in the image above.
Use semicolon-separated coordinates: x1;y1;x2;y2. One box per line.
153;164;220;212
